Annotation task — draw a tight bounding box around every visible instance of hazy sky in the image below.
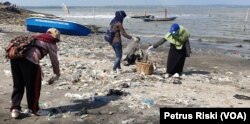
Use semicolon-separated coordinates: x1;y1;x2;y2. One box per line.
4;0;250;6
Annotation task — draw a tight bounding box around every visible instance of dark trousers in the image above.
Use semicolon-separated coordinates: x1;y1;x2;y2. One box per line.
167;43;187;75
112;42;122;71
10;59;41;113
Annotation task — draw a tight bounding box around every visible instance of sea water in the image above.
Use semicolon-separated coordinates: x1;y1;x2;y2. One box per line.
25;5;250;59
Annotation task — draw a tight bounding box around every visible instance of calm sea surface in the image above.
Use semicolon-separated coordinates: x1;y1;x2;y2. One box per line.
25;5;250;58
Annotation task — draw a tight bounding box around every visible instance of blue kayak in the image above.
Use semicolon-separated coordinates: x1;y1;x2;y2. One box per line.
26;17;91;36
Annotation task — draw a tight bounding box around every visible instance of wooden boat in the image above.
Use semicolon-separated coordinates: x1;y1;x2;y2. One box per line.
143;9;177;22
130;15;152;19
26;17;91;36
143;17;177;22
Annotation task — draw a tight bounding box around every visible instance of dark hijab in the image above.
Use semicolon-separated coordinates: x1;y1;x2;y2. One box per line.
110;10;127;25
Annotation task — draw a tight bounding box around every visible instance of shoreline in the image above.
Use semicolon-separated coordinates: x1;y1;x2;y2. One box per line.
1;23;250;61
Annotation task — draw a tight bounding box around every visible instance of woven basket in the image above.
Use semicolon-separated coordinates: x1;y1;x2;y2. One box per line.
136;62;154;75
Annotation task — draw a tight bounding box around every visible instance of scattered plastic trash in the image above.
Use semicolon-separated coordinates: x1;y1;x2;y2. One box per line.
62;111;71;118
141;98;154;108
3;69;12;77
39;102;49;109
80;114;88;119
121;118;135;124
47;108;62;120
107;89;129;96
47;114;56;120
121;83;129;88
234;94;250;100
64;93;83;99
226;72;233;75
173;79;182;84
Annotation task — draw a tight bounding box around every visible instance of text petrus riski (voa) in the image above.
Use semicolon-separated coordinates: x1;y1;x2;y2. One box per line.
164;112;218;119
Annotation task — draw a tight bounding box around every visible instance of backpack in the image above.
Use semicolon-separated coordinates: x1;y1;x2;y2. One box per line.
5;35;37;59
104;24;115;44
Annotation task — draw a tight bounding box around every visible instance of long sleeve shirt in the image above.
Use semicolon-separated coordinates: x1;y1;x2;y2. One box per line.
112;22;132;43
164;25;190;49
25;40;60;76
153;25;190;49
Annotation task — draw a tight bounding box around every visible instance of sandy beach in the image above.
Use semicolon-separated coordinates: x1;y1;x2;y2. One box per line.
1;4;250;124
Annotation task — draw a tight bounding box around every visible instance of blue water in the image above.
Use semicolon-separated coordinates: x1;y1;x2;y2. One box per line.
25;5;250;59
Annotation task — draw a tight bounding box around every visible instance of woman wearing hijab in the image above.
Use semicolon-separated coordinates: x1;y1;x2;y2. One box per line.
10;28;61;118
148;23;191;77
109;10;139;74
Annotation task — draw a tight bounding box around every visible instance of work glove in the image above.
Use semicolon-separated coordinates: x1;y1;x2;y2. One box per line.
48;74;60;85
147;45;155;51
132;36;140;42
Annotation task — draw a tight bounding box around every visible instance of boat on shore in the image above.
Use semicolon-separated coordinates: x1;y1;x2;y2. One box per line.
26;17;91;36
143;16;177;22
